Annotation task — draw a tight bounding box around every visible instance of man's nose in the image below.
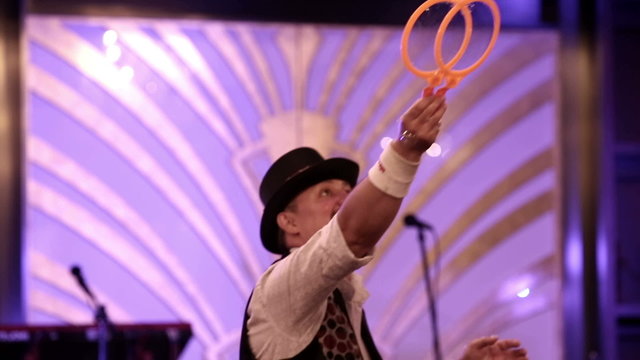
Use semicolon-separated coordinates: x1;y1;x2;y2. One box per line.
336;188;349;204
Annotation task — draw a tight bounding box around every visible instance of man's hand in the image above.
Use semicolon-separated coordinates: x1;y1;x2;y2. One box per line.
392;94;446;162
460;336;528;360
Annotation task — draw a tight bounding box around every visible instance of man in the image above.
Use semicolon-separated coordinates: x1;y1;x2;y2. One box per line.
240;94;528;359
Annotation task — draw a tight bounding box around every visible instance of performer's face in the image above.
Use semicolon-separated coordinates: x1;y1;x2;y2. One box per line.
283;179;352;246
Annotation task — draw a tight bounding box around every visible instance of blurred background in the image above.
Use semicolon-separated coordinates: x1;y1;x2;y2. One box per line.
0;0;638;359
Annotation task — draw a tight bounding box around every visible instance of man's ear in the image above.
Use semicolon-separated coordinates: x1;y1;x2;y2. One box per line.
276;211;298;235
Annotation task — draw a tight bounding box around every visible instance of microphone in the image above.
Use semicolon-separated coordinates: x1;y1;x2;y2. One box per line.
404;214;433;230
70;265;96;303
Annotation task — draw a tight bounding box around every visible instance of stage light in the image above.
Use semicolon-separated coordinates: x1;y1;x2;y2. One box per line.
119;66;134;82
105;45;121;62
102;30;118;47
380;136;393;149
426;142;442;157
517;287;531;298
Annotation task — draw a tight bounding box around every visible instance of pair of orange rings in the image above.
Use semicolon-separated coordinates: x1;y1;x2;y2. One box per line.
401;0;501;96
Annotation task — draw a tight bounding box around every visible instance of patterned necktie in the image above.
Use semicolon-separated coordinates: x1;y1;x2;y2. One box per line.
315;290;363;360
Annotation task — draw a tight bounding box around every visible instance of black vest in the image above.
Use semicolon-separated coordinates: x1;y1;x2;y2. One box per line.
239;289;382;360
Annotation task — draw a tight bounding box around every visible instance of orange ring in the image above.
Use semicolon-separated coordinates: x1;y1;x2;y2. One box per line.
435;0;500;81
401;0;501;89
401;0;453;86
434;5;473;72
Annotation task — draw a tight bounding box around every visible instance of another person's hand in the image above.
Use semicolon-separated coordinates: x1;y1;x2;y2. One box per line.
392;93;446;161
460;336;528;360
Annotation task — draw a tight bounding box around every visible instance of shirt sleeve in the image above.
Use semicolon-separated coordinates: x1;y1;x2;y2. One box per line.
247;215;373;359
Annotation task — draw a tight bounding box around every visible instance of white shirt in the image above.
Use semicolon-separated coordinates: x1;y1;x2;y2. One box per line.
247;216;374;359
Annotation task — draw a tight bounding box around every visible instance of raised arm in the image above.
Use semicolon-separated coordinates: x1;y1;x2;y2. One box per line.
337;94;446;257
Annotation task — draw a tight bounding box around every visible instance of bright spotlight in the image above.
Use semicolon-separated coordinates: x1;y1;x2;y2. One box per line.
102;30;118;47
517;288;531;298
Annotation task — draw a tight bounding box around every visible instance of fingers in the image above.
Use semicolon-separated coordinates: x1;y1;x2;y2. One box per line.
403;97;431;121
496;339;521;350
404;91;446;120
431;101;447;123
435;87;449;96
422;86;448;97
396;91;447;153
421;96;445;120
509;348;528;359
403;96;445;128
414;97;444;142
492;339;528;359
467;335;499;350
460;336;529;360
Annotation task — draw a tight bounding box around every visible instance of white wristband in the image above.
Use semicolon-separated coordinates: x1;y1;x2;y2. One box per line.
368;144;420;198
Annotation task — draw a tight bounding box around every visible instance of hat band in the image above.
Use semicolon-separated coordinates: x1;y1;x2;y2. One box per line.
284;165;312;183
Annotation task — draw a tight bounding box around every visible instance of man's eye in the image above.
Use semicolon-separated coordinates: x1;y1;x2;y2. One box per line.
320;189;331;197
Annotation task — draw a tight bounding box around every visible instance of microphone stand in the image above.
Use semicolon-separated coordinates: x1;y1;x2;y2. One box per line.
95;304;110;360
71;265;111;360
414;226;442;360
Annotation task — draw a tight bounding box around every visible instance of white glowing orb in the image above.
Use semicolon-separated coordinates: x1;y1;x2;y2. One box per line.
379;137;443;158
426;142;442;157
517;288;531;298
119;66;134;82
102;30;118;47
380;137;393;149
105;45;122;62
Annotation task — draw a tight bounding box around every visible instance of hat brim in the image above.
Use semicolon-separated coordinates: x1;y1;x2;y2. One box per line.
260;157;359;254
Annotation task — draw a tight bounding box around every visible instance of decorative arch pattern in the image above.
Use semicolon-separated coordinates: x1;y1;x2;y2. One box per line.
25;16;561;359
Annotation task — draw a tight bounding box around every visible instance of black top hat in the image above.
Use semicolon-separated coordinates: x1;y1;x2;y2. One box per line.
259;147;359;254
